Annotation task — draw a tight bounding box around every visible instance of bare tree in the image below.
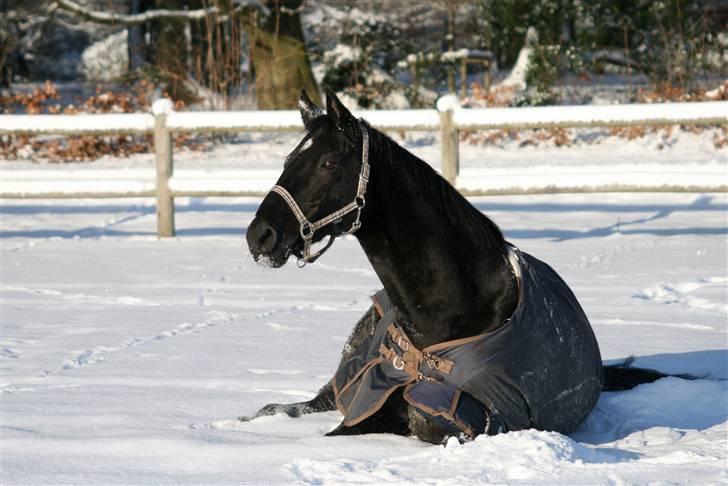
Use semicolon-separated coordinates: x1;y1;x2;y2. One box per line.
51;0;320;109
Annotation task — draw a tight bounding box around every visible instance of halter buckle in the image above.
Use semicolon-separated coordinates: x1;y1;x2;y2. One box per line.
300;222;313;240
392;356;405;371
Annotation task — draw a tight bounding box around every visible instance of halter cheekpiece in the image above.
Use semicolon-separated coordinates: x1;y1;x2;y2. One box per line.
269;123;370;266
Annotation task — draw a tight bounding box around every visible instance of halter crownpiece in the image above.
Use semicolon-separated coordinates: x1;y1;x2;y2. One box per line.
269;123;370;266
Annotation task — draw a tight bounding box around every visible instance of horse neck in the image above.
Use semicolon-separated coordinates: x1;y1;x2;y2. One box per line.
355;131;517;347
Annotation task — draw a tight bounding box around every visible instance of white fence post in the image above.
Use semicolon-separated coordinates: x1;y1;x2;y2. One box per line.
440;109;459;185
437;96;460;185
152;99;175;237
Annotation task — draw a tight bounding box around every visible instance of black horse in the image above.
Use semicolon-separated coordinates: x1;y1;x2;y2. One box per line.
244;89;672;444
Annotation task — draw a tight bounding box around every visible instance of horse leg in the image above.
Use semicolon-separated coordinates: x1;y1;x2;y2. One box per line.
406;406;462;444
238;381;336;422
240;305;378;422
406;393;509;444
326;389;410;437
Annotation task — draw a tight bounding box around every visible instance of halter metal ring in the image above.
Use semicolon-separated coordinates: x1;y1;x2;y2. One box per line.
392;356;405;371
300;221;313;239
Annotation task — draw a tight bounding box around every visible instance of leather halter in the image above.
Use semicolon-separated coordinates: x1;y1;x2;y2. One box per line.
269;123;370;266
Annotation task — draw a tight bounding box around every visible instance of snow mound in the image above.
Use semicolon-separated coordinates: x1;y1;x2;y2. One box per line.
496;27;539;91
284;378;727;484
634;277;728;313
286;430;632;484
577;378;728;444
80;30;129;82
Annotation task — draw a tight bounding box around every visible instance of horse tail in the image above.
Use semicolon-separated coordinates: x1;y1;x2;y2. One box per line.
602;356;698;391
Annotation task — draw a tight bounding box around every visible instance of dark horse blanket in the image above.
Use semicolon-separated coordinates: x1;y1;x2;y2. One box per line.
332;246;604;438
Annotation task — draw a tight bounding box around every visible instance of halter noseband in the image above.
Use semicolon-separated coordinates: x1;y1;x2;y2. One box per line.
269;123;370;266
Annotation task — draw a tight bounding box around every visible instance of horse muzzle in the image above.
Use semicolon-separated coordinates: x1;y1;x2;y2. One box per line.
247;217;297;268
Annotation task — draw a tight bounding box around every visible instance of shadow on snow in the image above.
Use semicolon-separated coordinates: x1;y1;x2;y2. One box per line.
574;349;727;446
1;194;725;240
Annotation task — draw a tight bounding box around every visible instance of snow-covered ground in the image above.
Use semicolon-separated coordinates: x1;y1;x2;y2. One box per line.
1;191;726;484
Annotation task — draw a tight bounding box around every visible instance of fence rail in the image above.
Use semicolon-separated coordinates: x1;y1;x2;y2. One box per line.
1;100;726;236
0;113;154;135
453;102;728;130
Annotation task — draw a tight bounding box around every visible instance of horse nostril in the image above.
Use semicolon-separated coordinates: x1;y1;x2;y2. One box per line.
254;222;278;254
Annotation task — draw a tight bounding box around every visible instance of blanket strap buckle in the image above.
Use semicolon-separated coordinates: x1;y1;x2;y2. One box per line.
422;352;454;374
397;336;410;352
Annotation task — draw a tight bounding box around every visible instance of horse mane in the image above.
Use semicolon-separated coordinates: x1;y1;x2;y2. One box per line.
295;114;506;249
361;119;506;249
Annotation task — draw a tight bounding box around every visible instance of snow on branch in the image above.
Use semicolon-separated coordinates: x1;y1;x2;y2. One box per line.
51;0;265;26
586;50;643;71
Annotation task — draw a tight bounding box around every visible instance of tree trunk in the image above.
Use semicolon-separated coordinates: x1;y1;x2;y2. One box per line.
444;1;457;93
127;0;146;71
151;0;188;97
249;0;320;109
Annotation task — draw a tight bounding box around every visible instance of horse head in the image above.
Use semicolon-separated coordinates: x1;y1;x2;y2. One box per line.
247;89;369;268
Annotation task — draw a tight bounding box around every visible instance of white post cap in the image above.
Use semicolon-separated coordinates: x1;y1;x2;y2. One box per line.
436;94;461;112
152;98;174;115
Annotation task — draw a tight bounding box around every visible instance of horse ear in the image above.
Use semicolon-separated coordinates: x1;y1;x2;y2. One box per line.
325;88;355;129
299;89;323;128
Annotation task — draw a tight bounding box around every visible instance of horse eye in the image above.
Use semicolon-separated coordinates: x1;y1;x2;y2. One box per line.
321;159;337;171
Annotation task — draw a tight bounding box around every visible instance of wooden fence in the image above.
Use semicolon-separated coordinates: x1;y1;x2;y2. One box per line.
1;99;726;236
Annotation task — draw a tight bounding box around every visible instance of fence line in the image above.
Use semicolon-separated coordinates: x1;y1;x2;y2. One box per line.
1;100;726;236
452;102;728;130
0;113;154;135
165;109;442;133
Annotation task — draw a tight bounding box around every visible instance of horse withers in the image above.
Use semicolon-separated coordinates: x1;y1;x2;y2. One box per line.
244;89;672;444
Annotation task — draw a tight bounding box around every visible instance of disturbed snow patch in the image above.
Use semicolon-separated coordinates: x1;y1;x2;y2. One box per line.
286;430;634;485
634;277;728;313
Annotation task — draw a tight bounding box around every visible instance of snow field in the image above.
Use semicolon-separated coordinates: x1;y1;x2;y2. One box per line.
1;192;726;484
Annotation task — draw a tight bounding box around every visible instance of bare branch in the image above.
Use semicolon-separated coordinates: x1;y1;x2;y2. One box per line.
52;0;264;26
